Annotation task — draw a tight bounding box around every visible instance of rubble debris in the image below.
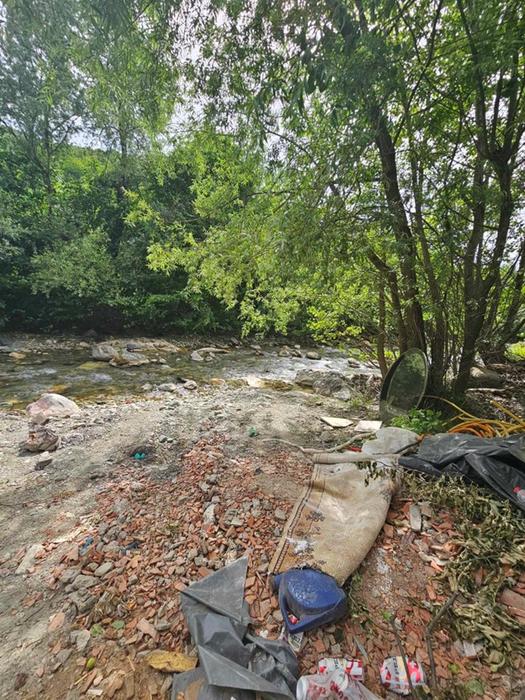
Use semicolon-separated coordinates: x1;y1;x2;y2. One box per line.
408;504;422;533
15;543;45;574
24;425;59;453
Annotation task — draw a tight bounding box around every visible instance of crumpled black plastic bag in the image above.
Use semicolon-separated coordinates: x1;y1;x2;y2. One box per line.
399;433;525;511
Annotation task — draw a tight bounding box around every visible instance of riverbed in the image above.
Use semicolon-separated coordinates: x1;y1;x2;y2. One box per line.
0;334;379;408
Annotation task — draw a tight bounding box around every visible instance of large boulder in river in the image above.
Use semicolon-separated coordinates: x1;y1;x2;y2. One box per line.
470;366;504;389
26;393;81;420
91;343;118;361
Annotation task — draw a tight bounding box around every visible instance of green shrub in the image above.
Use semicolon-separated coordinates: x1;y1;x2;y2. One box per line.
391;408;444;434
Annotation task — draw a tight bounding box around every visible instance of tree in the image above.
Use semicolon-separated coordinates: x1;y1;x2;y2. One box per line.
181;0;525;392
0;0;84;208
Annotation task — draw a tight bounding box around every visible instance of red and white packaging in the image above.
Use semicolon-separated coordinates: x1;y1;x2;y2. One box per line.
318;658;364;682
380;656;426;695
296;669;380;700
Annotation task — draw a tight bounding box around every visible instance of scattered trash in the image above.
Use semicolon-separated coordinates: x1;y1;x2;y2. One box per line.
177;557;298;698
132;451;146;460
85;657;96;671
379;348;429;422
79;536;94;555
279;625;305;654
320;416;353;428
297;668;380;700
248;426;258;437
318;658;364;681
437;396;525;438
274;568;347;633
269;430;421;583
355;420;383;432
146;650;197;673
399;433;525;511
380;656;426;695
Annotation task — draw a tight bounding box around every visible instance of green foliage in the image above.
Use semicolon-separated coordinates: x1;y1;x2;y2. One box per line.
403;473;525;669
391;408;444;434
506;342;525;362
31;228;119;302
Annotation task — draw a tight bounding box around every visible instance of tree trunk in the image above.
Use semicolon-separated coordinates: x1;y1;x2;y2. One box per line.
377;280;389;378
369;102;426;351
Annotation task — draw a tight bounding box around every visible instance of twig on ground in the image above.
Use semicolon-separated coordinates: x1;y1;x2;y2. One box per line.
425;591;459;689
388;614;417;698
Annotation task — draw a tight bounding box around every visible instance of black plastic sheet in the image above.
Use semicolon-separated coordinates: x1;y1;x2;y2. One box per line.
173;557;298;700
399;433;525;511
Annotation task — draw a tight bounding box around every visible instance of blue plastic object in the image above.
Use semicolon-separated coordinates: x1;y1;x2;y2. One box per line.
273;568;347;634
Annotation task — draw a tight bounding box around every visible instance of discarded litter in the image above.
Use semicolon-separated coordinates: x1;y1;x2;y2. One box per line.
273;568;347;633
248;426;258;437
269;428;419;583
175;557;298;699
399;433;525;511
320;416;353;428
380;656;426;695
79;536;94;555
132;451;146;460
318;658;364;682
379;348;429;422
279;625;305;654
297;668;380;700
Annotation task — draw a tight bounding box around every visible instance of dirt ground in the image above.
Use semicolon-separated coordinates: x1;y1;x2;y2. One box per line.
1;354;524;699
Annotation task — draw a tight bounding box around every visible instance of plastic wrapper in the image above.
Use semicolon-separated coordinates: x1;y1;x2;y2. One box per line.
399;433;525;511
318;657;364;681
380;656;426;695
296;669;379;700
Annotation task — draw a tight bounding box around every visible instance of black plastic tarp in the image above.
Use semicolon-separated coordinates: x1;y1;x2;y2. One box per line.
399;433;525;511
173;557;299;700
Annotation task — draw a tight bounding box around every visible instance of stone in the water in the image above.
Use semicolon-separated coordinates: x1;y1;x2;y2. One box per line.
306;350;321;360
91;343;118;361
191;350;204;362
126;342;144;351
90;372;112;383
27;393;81;419
182;380;197;391
9;351;26;360
158;383;177;392
110;350;149;367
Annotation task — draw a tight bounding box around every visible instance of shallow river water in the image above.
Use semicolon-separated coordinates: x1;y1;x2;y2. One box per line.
0;341;378;408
